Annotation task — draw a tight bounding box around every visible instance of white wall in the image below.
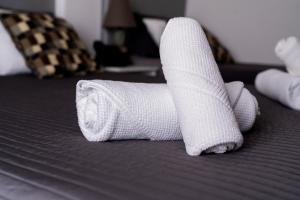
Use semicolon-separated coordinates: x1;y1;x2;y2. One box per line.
55;0;104;54
186;0;300;65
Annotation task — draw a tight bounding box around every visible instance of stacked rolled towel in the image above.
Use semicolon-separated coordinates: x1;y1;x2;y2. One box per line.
77;80;258;142
275;37;300;76
255;69;300;110
228;81;259;131
160;17;243;156
256;36;300;110
76;17;260;156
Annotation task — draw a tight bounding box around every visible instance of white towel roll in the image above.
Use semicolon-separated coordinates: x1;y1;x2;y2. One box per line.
275;36;300;76
77;80;178;142
227;81;259;132
255;69;300;110
160;17;243;156
76;80;258;142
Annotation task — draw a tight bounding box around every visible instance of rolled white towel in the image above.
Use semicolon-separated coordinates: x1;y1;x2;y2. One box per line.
227;81;259;131
76;80;258;142
255;69;300;110
160;17;243;156
275;36;300;76
76;80;178;142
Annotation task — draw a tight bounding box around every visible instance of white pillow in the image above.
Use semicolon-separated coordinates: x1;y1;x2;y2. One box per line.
0;9;30;75
0;8;12;14
143;18;167;46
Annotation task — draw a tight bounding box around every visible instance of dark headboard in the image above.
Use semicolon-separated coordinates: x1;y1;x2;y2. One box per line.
0;0;186;18
129;0;186;18
0;0;54;13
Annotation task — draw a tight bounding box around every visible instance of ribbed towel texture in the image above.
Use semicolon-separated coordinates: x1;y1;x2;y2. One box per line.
255;69;300;110
227;81;259;131
76;80;258;142
160;17;243;156
275;36;300;76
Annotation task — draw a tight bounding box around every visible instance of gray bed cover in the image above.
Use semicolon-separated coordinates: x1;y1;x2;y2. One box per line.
0;70;300;200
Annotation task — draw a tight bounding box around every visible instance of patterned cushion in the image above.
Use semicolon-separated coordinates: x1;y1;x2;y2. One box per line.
0;13;96;78
203;27;235;64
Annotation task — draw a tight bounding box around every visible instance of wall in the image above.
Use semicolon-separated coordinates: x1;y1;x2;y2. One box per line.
0;0;54;12
186;0;300;65
55;0;103;54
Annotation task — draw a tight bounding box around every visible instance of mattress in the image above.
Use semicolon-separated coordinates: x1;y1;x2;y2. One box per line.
0;66;300;200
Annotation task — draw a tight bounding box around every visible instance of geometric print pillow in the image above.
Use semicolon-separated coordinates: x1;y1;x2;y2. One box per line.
0;13;96;78
203;27;235;64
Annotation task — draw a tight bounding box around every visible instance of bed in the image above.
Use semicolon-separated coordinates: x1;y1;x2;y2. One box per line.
0;63;300;200
1;1;300;199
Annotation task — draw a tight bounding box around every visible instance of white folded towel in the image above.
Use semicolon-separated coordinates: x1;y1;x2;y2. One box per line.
77;80;178;142
76;80;258;142
275;36;300;76
255;69;300;110
160;17;243;156
227;81;259;131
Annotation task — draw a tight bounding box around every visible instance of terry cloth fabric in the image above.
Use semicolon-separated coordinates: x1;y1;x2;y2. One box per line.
160;17;243;156
227;81;259;131
255;69;300;110
76;80;258;142
275;36;300;76
0;12;96;78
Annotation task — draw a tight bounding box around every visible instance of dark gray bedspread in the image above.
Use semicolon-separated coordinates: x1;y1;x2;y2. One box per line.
0;71;300;200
